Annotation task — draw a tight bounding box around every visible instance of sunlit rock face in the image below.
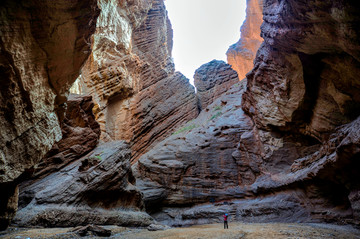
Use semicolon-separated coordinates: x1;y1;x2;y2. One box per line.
242;0;360;141
194;60;239;111
78;0;199;162
226;0;263;80
0;0;99;230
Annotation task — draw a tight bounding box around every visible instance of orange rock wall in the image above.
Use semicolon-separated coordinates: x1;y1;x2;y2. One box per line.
226;0;263;80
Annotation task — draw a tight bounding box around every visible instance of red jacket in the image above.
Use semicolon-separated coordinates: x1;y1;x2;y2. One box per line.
223;215;228;221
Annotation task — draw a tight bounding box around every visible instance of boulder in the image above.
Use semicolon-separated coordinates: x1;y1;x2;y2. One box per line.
15;141;153;227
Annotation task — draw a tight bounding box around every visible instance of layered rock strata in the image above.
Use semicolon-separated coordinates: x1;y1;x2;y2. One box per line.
132;0;360;223
133;80;254;215
0;0;99;229
226;0;263;80
78;0;198;162
15;141;153;227
29;94;101;181
194;60;239;111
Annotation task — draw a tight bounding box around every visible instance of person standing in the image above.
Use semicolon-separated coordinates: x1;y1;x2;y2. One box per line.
223;213;229;229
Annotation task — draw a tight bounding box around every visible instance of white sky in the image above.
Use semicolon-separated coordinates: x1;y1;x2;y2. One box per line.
164;0;246;84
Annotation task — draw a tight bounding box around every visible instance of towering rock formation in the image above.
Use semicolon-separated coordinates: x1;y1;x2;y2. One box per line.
13;0;198;228
242;0;360;141
226;0;263;80
3;0;360;230
133;80;254;225
132;0;360;226
238;0;360;224
0;0;99;229
77;0;199;162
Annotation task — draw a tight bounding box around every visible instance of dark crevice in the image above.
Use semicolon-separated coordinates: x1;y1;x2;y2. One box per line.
292;52;324;125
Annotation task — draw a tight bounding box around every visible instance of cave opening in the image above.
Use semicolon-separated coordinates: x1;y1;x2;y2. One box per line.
164;0;246;84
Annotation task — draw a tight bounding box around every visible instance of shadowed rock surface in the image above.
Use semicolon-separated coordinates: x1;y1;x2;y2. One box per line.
0;0;99;230
29;94;101;181
242;0;360;141
15;141;153;227
133;81;255;221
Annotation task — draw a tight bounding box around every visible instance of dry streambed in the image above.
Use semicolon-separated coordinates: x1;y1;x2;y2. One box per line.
1;223;359;239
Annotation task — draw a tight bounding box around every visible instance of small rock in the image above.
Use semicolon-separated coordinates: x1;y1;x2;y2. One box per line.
71;224;111;237
147;224;171;231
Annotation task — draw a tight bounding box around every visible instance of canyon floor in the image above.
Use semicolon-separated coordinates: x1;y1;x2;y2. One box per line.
1;223;360;239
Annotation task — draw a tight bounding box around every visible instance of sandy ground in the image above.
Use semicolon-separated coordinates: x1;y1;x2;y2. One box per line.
1;223;360;239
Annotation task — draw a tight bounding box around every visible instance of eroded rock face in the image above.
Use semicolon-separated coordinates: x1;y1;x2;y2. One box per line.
131;0;360;226
194;60;239;111
226;0;263;80
0;0;99;229
242;0;360;141
15;141;153;227
30;94;101;181
78;0;199;162
290;116;360;222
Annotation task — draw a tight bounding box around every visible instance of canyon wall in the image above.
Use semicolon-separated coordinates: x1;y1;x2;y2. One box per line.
242;0;360;141
226;0;263;80
77;0;199;162
5;0;360;230
13;0;199;228
28;94;101;182
132;0;360;226
0;0;99;229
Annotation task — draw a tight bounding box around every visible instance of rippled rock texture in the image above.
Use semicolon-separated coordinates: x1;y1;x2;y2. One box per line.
226;0;263;80
0;0;99;229
78;0;198;161
133;81;251;219
15;141;153;227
